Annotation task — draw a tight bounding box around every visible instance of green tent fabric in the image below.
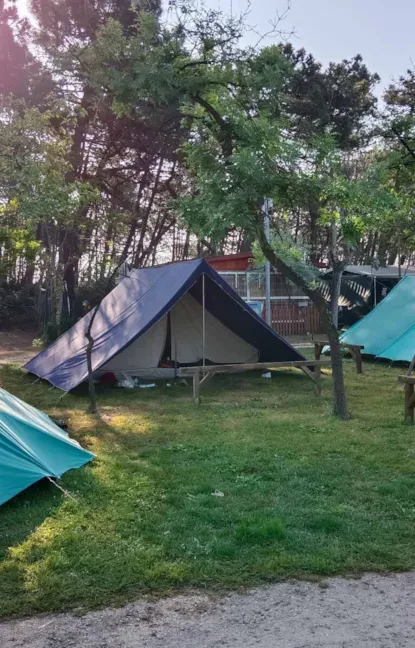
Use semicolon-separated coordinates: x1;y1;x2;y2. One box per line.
0;388;95;506
340;275;415;361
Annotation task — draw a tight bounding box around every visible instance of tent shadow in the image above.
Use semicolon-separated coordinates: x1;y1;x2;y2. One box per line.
0;478;65;560
355;354;410;371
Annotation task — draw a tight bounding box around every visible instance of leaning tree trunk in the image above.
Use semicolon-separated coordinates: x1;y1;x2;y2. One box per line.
254;219;350;420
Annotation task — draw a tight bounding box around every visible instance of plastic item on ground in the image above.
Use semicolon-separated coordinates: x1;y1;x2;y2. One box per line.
246;301;264;318
261;372;272;379
117;374;136;389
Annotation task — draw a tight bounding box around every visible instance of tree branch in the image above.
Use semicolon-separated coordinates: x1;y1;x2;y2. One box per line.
194;95;233;157
391;126;415;161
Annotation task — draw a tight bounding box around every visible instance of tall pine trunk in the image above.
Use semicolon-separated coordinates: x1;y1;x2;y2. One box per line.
330;266;343;329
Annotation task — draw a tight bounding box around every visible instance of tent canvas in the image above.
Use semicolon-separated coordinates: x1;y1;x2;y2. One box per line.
25;259;306;390
340;275;415;361
0;388;95;505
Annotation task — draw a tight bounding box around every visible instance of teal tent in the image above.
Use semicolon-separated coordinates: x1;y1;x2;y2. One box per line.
0;388;95;506
340;275;415;361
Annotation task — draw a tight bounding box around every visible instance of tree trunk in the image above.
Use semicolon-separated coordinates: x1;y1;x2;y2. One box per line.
330;266;343;329
254;217;350;420
23;264;35;285
182;229;191;260
377;233;390;267
387;246;398;266
85;318;98;414
101;222;114;280
84;255;127;413
308;202;320;264
324;315;349;419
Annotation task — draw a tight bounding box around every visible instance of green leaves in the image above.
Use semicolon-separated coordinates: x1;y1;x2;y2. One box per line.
253;234;318;287
0;98;96;274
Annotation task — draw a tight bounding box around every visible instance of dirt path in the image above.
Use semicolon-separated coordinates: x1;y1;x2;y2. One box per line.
1;572;414;647
0;331;36;366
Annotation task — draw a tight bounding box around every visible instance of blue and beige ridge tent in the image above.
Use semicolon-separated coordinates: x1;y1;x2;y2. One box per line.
25;258;305;390
340;275;415;362
0;388;95;505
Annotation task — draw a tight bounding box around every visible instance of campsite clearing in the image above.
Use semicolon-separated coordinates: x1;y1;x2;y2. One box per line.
0;354;415;618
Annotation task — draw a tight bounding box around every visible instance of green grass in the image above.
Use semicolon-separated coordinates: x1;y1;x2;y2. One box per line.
1;355;415;617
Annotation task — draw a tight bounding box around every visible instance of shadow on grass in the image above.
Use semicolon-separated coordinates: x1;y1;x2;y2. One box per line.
0;481;64;558
2;359;413;617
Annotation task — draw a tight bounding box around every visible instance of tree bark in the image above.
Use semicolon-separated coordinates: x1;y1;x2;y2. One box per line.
330;266;343;329
323;311;349;419
328;218;348;330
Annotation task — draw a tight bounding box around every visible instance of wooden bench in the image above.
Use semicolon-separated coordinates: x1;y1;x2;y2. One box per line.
398;375;415;424
178;360;332;405
312;336;364;374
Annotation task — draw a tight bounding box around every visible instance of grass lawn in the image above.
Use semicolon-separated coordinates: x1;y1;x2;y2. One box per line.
1;355;415;617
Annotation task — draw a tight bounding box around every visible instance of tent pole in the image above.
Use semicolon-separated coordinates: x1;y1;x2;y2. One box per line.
171;311;178;378
202;273;206;369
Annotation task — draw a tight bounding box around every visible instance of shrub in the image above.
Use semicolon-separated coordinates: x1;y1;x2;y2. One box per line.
0;282;37;330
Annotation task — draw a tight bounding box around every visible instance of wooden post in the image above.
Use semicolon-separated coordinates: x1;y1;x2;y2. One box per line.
314;364;322;396
200;370;216;388
193;370;201;406
407;353;415;376
354;347;363;375
404;382;414;424
314;342;323;361
312;337;364;375
180;360;332;405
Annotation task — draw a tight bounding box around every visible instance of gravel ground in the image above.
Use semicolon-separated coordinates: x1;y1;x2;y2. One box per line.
1;572;415;648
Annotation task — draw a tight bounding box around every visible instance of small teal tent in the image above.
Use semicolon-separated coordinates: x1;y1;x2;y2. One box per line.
0;388;95;506
340;275;415;362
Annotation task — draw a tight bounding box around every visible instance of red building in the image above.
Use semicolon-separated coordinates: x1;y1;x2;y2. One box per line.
205;252;254;272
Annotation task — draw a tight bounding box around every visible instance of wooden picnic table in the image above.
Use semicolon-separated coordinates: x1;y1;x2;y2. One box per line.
398;375;415;424
312;336;364;375
178;359;332;405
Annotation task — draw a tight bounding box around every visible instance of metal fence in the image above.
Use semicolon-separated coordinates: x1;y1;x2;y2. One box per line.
219;271;322;336
219;271;307;300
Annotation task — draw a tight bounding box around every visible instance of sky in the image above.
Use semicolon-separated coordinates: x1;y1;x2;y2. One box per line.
16;0;415;91
215;0;415;90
